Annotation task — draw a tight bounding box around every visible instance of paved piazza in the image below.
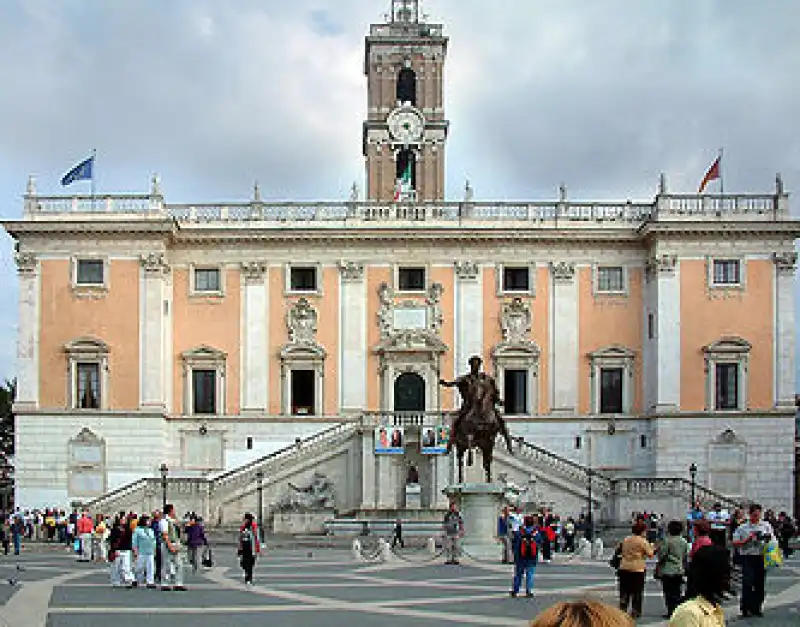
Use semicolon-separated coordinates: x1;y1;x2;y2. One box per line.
0;546;797;626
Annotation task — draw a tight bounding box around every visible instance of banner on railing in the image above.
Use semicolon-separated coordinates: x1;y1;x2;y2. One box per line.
375;426;404;455
421;425;450;455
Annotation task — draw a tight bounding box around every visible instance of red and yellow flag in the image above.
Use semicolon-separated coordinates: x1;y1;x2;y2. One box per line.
698;156;721;193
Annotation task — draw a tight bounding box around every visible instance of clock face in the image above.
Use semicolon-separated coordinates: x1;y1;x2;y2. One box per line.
388;107;424;144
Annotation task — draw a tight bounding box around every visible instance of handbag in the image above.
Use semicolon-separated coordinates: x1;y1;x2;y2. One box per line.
201;546;214;568
609;545;622;570
764;541;783;569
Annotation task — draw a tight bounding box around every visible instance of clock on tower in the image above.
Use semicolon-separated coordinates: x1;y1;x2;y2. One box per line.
363;1;449;202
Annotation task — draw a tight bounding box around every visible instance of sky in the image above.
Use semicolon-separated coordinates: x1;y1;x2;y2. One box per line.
0;0;799;386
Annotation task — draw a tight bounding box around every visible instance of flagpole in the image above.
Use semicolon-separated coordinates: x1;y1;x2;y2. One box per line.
718;147;724;196
91;148;97;208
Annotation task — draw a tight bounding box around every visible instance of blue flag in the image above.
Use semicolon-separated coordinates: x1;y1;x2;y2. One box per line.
61;155;94;186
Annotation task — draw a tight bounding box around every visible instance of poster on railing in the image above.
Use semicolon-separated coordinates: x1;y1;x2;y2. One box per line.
421;425;450;455
375;426;404;455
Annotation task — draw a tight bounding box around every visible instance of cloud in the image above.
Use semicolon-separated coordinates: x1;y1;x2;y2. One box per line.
0;0;798;382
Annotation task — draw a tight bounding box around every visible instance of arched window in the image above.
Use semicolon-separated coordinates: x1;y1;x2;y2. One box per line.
394;372;426;412
396;149;416;190
397;67;417;105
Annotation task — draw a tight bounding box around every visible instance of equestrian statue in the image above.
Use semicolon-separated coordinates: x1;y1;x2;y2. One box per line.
439;356;514;483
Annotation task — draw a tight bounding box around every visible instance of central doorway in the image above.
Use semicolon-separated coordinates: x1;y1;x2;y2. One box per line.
394;372;426;412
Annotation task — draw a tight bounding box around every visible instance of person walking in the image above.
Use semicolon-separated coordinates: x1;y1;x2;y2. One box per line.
151;511;163;584
132;514;157;588
442;502;464;565
732;503;774;618
497;507;511;563
76;510;94;562
618;520;654;620
185;514;208;574
509;515;541;598
159;504;187;591
657;520;689;619
391;518;404;549
11;513;23;556
669;545;730;627
238;513;261;585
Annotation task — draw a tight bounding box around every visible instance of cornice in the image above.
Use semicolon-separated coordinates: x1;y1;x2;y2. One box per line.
639;221;800;239
2;219;175;238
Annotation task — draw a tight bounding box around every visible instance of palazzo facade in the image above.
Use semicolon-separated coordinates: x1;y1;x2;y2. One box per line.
5;1;799;516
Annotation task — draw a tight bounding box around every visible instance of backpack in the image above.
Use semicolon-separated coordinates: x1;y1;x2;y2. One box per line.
519;531;537;559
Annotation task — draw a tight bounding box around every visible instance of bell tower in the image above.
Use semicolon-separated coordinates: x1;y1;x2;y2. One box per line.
363;0;449;202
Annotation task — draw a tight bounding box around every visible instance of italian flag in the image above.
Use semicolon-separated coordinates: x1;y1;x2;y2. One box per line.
394;162;412;201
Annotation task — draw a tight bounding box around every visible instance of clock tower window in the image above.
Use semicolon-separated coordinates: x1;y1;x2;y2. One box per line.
396;149;416;196
397;67;417;106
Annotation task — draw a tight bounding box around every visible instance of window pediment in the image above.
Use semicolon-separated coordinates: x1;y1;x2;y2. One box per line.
588;345;635;361
181;345;227;364
280;342;327;361
64;337;109;357
492;341;540;363
704;336;751;356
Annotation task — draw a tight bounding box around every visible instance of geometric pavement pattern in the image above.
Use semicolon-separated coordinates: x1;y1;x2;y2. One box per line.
0;546;797;627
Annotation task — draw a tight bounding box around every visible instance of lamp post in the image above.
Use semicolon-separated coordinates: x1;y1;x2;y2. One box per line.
689;463;698;513
256;470;264;544
159;463;169;513
586;468;594;542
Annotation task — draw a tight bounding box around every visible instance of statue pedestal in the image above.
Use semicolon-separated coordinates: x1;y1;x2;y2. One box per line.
443;483;504;561
405;483;422;509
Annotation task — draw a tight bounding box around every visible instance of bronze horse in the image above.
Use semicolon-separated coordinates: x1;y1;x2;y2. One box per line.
451;374;514;483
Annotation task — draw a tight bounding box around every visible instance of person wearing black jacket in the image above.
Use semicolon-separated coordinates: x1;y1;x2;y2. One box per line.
109;515;135;588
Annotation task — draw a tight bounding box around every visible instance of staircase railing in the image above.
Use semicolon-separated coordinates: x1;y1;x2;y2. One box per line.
211;422;357;494
611;477;744;511
82;477;150;511
513;438;613;494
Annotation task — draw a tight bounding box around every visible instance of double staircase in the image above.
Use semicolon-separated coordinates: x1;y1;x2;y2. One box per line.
84;416;741;528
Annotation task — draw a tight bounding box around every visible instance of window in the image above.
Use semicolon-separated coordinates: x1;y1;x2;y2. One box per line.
398;267;426;291
192;369;217;414
246;437;253;450
291;369;316;415
181;345;227;416
640;434;648;449
76;363;100;409
290;267;318;292
396;67;417;105
504;369;528;415
589;346;634;415
194;268;221;293
76;260;104;286
65;337;109;410
502;267;530;293
575;436;582;450
600;368;623;413
648;313;654;340
703;336;750;412
715;363;739;410
712;260;741;286
597;266;625;293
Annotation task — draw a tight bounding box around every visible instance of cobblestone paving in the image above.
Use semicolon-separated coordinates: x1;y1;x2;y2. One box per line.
0;545;796;626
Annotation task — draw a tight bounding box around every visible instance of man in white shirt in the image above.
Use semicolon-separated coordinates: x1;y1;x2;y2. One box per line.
159;504;186;591
732;503;774;618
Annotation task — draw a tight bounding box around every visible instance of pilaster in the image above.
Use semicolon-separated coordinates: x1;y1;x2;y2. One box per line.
549;262;577;413
454;261;482;383
361;428;376;509
773;252;797;406
240;262;268;413
140;253;168;408
651;254;680;411
339;261;367;413
15;252;39;409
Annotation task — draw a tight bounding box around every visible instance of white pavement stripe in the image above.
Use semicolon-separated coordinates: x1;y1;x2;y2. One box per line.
49;606;320;614
0;571;88;627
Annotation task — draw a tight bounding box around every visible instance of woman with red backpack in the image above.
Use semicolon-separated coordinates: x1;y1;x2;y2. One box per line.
510;515;543;598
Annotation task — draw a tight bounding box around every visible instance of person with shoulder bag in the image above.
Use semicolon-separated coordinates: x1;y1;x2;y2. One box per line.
657;520;690;619
618;520;655;620
238;513;261;585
